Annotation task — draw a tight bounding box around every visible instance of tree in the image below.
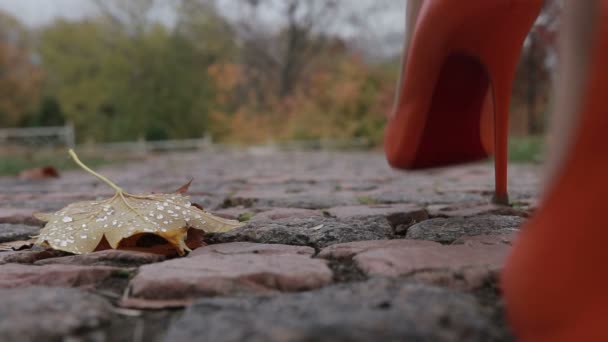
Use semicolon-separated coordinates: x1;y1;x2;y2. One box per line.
512;0;561;135
33;0;405;145
196;0;402;143
38;0;235;142
235;0;342;100
25;96;66;127
38;19;124;141
0;11;44;127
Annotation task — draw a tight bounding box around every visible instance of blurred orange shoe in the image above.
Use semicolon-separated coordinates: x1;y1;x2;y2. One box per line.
384;0;543;204
502;1;608;340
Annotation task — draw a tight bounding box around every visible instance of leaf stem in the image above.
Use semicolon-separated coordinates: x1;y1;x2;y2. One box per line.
69;149;123;193
118;191;142;217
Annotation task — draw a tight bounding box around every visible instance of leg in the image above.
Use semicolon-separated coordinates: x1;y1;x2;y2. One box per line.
502;0;608;340
392;0;424;108
543;0;597;190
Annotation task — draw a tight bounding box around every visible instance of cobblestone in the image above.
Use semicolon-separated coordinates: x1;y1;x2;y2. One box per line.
405;215;524;244
126;243;333;305
208;216;395;248
0;150;540;340
0;287;113;342
166;278;508;342
0;223;40;243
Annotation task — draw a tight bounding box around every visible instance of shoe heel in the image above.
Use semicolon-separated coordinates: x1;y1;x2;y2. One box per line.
468;2;542;204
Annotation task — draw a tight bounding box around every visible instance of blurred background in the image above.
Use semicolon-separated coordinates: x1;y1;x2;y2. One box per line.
0;0;560;175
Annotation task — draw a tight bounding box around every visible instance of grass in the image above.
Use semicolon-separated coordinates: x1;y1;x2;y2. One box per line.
510;201;528;209
111;269;136;279
237;212;255;222
0;149;121;176
508;135;545;163
0;136;544;177
356;195;380;205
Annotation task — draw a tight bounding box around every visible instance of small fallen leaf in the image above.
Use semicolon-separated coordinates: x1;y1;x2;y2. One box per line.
310;224;324;230
35;149;243;255
0;239;36;251
174;179;193;194
18;166;60;180
119;297;194;309
191;203;205;210
112;307;142;317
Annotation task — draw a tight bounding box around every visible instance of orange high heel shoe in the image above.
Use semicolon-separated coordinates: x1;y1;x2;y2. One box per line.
502;1;608;340
385;0;543;204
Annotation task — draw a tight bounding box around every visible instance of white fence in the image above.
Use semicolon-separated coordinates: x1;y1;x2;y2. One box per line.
0;123;75;148
0;123;372;153
90;137;214;153
86;137;371;154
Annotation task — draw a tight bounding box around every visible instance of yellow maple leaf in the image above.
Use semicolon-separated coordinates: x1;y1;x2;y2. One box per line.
35;150;243;255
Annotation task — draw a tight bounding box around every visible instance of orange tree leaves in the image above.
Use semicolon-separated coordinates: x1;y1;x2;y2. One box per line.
0;11;44;127
207;52;397;145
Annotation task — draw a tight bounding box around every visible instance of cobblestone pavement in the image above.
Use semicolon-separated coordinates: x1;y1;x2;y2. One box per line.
0;150;541;341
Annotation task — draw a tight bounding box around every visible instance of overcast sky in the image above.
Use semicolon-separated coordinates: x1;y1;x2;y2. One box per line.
0;0;404;33
0;0;405;57
0;0;96;26
0;0;181;27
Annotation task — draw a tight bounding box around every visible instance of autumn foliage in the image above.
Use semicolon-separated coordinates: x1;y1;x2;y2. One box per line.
0;0;557;145
0;13;44;127
207;55;396;145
